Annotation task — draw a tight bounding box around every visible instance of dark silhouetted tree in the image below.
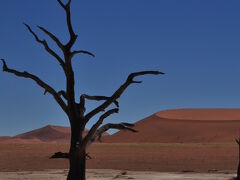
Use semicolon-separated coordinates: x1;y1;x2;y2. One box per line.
1;0;163;179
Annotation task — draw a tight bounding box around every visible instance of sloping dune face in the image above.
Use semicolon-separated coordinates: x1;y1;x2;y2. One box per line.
15;125;72;142
0;136;11;142
104;109;240;143
12;125;108;143
156;109;240;120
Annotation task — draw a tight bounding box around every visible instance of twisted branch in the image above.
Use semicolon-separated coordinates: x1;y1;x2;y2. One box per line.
96;123;137;142
24;23;65;69
86;122;137;149
71;50;95;58
58;90;67;101
57;0;77;50
83;108;119;147
37;25;64;51
1;59;68;114
85;71;164;123
79;94;119;119
81;94;119;107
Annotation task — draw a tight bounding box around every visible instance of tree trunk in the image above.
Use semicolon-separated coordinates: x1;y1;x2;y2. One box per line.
237;143;240;180
67;121;86;180
67;147;86;180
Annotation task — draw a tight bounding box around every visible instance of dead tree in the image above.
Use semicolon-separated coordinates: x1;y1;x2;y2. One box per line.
236;138;240;180
1;1;164;180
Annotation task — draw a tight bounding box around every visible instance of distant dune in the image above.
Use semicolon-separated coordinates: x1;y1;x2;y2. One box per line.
0;136;11;142
2;109;240;144
104;108;240;143
1;125;109;143
0;136;11;140
14;125;75;143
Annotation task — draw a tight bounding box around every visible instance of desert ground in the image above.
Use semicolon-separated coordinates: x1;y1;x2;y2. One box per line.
1;109;240;179
0;169;236;180
0;142;238;172
0;142;239;179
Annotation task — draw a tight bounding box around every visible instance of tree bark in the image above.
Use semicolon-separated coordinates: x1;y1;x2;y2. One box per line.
237;142;240;180
67;122;86;180
67;146;86;180
236;139;240;180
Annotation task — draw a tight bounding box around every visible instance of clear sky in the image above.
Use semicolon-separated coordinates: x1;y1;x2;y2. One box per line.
0;0;240;136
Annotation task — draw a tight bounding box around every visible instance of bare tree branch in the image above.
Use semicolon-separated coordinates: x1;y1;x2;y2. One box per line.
80;94;119;107
50;151;92;159
86;122;137;149
57;0;77;51
71;50;95;58
58;90;67;101
37;25;64;51
79;95;86;119
236;138;240;145
66;0;72;7
96;122;137;141
79;94;119;119
57;0;72;9
85;71;164;123
57;0;66;9
1;59;68;114
24;23;65;69
83;108;119;147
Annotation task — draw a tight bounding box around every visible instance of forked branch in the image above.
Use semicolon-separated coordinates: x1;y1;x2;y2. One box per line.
83;108;119;147
80;94;119;107
85;71;164;123
24;23;65;69
96;122;137;141
37;25;64;51
86;122;137;149
1;59;68;114
79;94;119;119
57;0;72;10
57;0;77;50
58;90;68;101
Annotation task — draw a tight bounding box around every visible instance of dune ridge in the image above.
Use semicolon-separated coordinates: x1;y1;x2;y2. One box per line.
156;108;240;121
1;125;110;143
104;109;240;143
2;109;240;143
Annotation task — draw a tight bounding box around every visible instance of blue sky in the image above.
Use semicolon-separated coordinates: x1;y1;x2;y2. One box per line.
0;0;240;136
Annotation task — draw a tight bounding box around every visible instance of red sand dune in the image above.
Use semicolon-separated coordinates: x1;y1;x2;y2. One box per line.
0;136;11;142
0;136;11;140
156;108;240;120
2;137;43;144
1;125;109;143
14;125;88;143
3;108;240;143
104;109;240;143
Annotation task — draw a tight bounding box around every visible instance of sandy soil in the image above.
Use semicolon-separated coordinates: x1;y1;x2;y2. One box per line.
0;142;238;172
0;169;236;180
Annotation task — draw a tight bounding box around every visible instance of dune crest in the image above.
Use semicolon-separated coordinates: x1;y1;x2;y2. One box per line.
156;108;240;121
1;125;110;143
104;109;240;143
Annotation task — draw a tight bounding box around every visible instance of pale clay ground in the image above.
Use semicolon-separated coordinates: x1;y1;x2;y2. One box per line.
0;169;236;180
